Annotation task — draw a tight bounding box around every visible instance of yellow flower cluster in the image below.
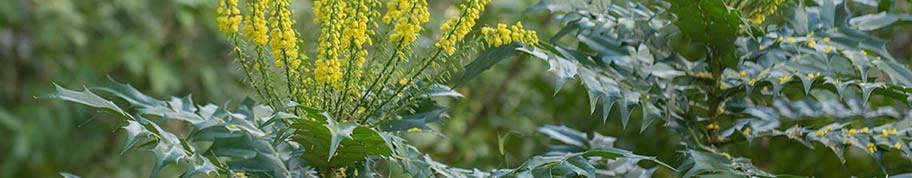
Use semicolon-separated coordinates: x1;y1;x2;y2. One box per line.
313;0;347;86
435;0;491;55
315;59;342;85
217;0;242;33
749;0;785;25
480;22;539;47
269;0;301;71
314;0;379;88
867;143;877;153
343;0;378;66
243;0;270;45
384;0;429;45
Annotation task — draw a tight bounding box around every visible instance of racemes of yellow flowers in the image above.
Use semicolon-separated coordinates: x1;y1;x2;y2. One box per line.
481;22;539;47
216;0;539;122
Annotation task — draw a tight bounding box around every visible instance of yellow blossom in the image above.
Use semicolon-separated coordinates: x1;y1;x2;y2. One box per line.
867;143;877;153
481;22;539;47
436;0;492;55
823;37;830;43
738;71;747;78
807;40;816;48
217;0;242;33
228;124;238;129
384;0;430;45
315;59;342;85
407;127;421;132
787;37;796;44
270;0;303;72
826;46;833;53
313;0;378;88
243;0;270;45
742;127;752;136
895;143;903;149
860;50;868;56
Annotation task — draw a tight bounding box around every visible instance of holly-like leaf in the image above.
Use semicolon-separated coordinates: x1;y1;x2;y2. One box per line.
453;43;520;87
292;118;391;170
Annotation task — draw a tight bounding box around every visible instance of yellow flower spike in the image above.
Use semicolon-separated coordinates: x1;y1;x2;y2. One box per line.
742;127;752;136
738;71;747;78
823;37;831;44
217;0;242;33
826;46;833;53
762;86;769;92
481;22;538;47
384;0;430;45
242;0;270;45
436;0;493;55
315;59;342;85
867;143;876;153
895;143;903;150
268;0;302;72
862;127;869;133
860;50;868;56
807;40;816;48
787;37;796;44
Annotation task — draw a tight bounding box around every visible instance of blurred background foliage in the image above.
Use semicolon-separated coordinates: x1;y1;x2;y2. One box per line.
1;0;911;177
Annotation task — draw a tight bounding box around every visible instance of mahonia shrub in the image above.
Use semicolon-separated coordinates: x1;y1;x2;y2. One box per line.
47;0;912;177
47;0;671;177
522;0;912;177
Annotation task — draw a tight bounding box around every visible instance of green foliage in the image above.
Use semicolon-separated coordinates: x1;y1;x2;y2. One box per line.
48;78;668;177
519;0;912;177
34;0;912;177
